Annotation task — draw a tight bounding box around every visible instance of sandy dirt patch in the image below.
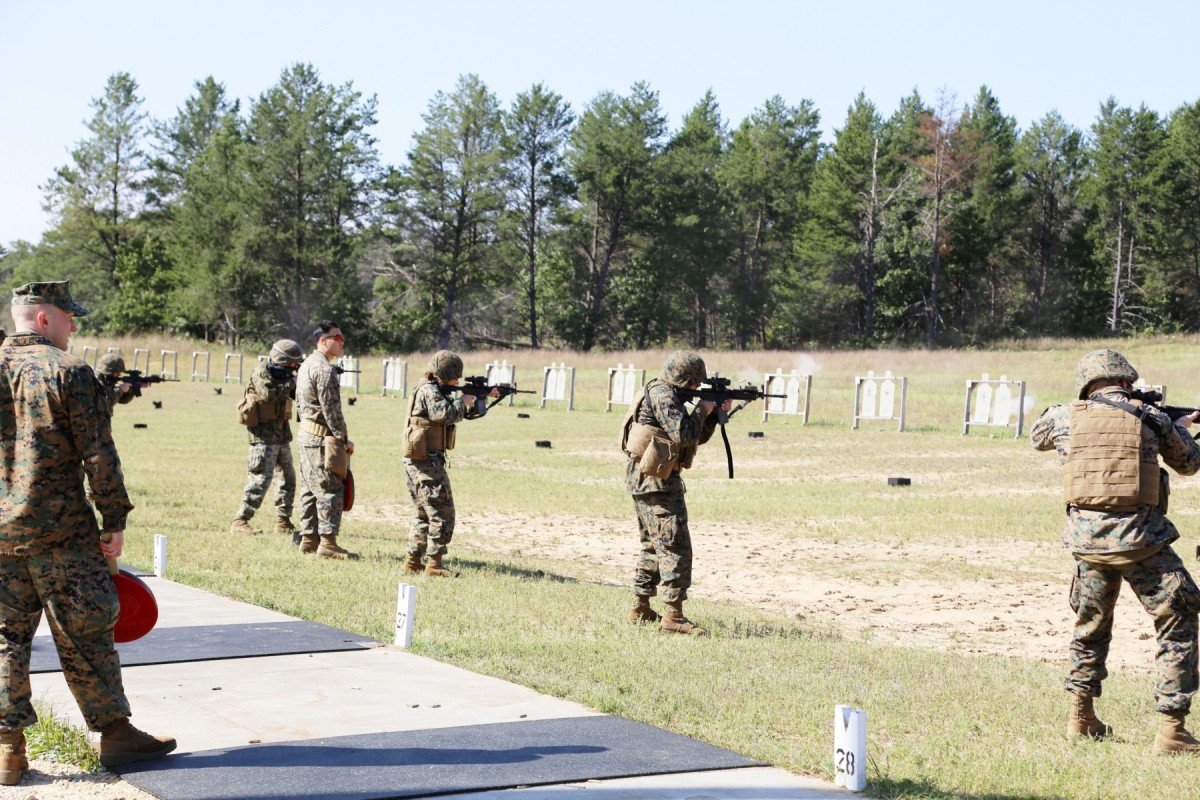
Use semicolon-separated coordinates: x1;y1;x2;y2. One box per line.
451;510;1164;673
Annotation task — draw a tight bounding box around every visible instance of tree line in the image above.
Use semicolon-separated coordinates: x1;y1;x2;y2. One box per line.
4;63;1199;351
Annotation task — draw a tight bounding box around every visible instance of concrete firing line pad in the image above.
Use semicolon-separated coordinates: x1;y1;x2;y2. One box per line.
113;716;763;800
32;578;375;673
30;576;851;799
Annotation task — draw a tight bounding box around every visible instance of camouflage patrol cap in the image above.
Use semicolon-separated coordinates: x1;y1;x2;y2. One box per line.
429;350;463;381
1076;349;1138;399
96;353;125;376
661;350;707;388
269;339;303;365
11;280;90;316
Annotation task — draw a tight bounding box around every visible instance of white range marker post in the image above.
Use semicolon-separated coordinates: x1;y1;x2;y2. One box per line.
153;534;168;578
395;583;417;648
834;705;868;792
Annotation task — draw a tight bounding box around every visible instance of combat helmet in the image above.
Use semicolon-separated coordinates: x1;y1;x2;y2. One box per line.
429;350;463;381
97;352;125;377
269;339;303;366
661;350;707;389
1076;349;1138;399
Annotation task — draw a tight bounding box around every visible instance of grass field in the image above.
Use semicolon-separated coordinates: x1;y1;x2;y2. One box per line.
66;335;1200;798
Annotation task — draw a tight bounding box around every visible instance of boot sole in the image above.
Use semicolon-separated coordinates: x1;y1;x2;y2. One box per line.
99;741;177;767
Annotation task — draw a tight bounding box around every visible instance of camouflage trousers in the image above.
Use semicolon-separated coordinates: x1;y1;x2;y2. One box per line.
237;442;295;520
1067;545;1200;712
297;436;344;538
404;454;455;559
631;490;692;603
0;542;130;732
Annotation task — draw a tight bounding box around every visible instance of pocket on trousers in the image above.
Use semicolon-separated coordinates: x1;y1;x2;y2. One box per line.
1166;571;1200;616
1069;567;1082;615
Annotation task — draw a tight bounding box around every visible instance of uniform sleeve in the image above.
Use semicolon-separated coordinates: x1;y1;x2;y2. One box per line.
250;366;273;400
648;384;710;447
1031;404;1069;459
415;382;468;424
1154;410;1200;476
316;369;348;440
70;367;133;530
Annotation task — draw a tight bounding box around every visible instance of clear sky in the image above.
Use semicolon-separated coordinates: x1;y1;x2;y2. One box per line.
2;0;1197;246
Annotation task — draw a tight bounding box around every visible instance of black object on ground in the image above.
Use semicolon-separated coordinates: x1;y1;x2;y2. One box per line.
114;715;762;800
32;621;376;673
134;423;148;429
747;431;764;438
888;477;912;486
517;413;530;418
535;440;552;448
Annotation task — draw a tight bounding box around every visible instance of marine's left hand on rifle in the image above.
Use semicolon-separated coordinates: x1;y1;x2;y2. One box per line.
443;375;536;418
677;376;787;478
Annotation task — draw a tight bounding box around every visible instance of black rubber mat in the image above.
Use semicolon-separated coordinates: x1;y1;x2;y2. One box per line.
31;621;376;673
114;715;763;799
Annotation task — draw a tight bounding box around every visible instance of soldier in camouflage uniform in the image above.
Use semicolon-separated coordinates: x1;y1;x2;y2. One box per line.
402;351;492;578
295;321;356;559
621;350;730;635
0;281;174;786
94;353;135;415
231;339;303;537
1033;349;1200;755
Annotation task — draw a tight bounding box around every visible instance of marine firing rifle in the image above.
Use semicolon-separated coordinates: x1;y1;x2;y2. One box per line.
104;370;180;398
443;375;536;417
676;376;788;479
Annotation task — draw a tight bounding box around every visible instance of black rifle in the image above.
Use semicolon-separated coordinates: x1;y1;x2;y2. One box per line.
267;364;299;382
105;370;180;398
1129;390;1200;424
676;377;787;479
443;375;536;417
333;366;360;376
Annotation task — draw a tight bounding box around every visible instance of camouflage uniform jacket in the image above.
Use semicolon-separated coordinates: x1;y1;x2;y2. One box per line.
407;379;469;449
296;352;347;442
625;378;719;496
99;378;134;415
1031;385;1200;554
246;361;295;446
0;332;133;555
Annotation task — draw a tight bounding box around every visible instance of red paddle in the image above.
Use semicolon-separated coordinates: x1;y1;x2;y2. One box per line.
343;468;355;512
100;534;159;643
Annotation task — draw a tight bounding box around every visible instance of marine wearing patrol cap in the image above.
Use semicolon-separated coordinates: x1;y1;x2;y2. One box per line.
11;280;90;316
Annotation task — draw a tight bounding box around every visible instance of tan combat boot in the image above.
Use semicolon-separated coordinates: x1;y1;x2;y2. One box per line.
403;552;424;574
317;535;358;560
0;730;27;786
274;516;296;535
628;595;660;623
1066;693;1112;739
424;553;454;577
298;533;319;554
230;517;261;536
97;719;176;767
1154;710;1200;755
660;599;706;635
